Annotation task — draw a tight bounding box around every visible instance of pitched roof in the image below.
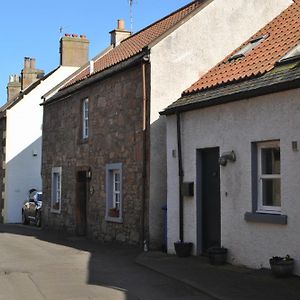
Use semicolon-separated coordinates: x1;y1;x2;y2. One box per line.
182;0;300;96
63;0;208;89
161;62;300;115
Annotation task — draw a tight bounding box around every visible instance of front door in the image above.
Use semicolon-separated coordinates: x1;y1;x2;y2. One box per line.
76;170;88;236
197;147;221;254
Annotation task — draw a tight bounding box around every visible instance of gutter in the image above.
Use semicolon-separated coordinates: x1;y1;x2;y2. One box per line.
42;51;148;106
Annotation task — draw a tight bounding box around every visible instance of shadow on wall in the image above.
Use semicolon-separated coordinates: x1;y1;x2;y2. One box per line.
5;137;42;223
149;115;167;249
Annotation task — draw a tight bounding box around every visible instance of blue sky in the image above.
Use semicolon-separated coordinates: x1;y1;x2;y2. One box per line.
0;0;191;105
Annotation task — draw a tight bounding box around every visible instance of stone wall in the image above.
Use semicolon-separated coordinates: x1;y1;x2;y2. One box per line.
42;63;149;245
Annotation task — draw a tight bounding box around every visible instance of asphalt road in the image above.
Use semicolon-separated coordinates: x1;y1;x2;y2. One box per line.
0;224;213;300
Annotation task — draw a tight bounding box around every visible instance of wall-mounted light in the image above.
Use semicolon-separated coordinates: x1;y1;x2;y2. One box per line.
219;151;236;166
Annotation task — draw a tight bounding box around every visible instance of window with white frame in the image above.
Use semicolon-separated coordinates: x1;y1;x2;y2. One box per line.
51;167;62;212
82;98;89;139
105;163;122;221
257;141;281;213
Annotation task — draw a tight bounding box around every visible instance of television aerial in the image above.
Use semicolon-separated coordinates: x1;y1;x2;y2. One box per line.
128;0;137;33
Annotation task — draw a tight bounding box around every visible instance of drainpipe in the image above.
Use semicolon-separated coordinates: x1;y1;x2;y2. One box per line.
141;54;150;248
176;112;184;242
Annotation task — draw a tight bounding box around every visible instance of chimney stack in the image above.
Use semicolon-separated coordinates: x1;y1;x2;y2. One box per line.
7;74;21;102
60;34;89;67
110;19;131;47
21;57;44;90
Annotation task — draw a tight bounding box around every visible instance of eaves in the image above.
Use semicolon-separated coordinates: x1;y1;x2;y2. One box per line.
161;66;300;115
42;51;148;106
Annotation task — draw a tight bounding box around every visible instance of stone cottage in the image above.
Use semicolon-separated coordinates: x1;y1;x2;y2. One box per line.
161;0;300;275
41;0;292;247
0;35;89;223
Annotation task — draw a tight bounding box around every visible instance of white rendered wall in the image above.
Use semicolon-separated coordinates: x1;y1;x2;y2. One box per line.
4;66;78;223
166;88;300;275
148;0;292;248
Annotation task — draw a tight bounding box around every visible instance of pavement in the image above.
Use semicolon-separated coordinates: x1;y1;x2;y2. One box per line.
136;251;300;300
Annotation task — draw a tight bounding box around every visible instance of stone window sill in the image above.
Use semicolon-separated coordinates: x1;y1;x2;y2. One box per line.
80;138;88;144
244;212;287;225
50;208;61;214
105;216;123;223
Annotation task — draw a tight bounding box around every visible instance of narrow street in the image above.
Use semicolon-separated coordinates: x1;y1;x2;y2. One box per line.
0;224;213;300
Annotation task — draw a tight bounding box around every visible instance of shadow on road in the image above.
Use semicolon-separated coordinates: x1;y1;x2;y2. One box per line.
0;223;142;300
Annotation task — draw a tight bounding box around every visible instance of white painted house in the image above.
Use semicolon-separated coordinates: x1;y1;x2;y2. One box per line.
146;0;293;248
162;1;300;275
0;35;90;223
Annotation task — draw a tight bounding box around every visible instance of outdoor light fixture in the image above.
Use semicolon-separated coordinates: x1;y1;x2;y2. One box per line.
219;151;236;166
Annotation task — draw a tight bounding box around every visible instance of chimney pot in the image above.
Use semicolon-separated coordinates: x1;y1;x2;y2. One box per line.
24;57;31;69
30;58;36;69
80;34;87;39
72;33;78;38
118;19;125;30
65;33;71;37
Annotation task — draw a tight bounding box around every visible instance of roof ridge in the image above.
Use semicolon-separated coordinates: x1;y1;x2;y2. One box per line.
120;0;203;43
61;0;207;91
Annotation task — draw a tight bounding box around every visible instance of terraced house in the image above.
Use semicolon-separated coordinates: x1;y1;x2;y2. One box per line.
41;0;292;247
0;35;89;224
162;0;300;275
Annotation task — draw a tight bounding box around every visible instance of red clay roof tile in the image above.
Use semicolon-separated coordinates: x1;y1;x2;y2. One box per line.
64;0;207;89
184;1;300;95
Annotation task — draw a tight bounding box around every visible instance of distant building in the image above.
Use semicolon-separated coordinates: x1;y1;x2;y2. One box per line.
0;34;89;223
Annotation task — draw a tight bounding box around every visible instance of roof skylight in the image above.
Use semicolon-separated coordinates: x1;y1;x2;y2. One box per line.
229;35;268;62
279;43;300;63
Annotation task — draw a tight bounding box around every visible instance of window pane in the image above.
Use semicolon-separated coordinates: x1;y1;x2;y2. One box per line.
262;178;281;206
115;182;120;191
261;147;280;174
114;172;120;182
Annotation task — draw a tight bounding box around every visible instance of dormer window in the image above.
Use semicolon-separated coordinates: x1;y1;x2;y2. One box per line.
229;35;268;62
278;43;300;63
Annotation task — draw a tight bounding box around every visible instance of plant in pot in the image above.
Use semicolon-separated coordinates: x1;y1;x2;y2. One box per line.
174;240;193;257
208;246;228;265
269;255;294;278
108;207;119;218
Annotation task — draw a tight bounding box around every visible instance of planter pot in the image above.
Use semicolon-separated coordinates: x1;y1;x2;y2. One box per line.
208;247;227;265
269;258;294;278
174;242;193;257
108;209;119;218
